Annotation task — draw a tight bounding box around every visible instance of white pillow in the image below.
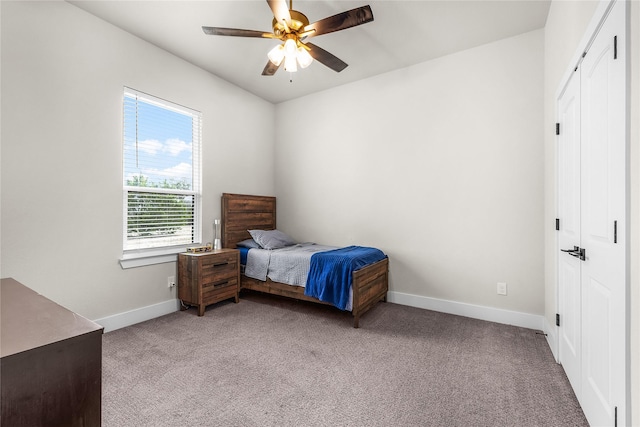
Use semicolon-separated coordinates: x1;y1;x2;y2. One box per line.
248;229;297;250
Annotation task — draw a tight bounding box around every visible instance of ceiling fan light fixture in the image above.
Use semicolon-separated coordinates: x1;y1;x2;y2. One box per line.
283;38;299;72
284;54;298;72
267;44;285;66
296;46;313;68
284;38;297;55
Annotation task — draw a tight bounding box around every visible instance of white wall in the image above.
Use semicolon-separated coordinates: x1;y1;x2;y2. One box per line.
275;30;544;317
0;1;275;320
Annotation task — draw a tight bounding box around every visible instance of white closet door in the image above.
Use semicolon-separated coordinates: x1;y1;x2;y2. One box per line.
579;1;626;425
556;71;582;398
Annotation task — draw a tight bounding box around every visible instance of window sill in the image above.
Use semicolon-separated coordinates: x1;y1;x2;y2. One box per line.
119;246;191;269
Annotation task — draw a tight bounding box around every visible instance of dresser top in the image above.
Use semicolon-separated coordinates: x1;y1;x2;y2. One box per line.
1;278;103;358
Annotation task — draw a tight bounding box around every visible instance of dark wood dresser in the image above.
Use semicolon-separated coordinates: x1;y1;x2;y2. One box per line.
178;249;240;316
1;278;104;426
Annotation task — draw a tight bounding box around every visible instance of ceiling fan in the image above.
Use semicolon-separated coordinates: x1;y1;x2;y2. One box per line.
202;0;374;76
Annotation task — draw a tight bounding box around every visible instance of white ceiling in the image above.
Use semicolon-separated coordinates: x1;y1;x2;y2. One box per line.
68;0;551;104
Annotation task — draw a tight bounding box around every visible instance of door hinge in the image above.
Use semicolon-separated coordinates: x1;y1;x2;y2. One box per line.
556;313;560;327
614;36;618;60
555;218;560;231
615;406;617;427
556;123;560;135
614;220;618;243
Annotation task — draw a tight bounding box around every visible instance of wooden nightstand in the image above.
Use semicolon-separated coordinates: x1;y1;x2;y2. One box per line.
177;248;240;316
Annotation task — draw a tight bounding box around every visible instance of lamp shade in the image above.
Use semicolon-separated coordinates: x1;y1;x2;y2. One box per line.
284;38;297;56
297;46;313;68
284;54;298;72
267;44;285;66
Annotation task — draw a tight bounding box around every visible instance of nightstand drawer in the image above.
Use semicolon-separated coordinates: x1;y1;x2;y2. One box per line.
201;258;237;283
202;278;238;303
201;250;237;267
202;277;237;294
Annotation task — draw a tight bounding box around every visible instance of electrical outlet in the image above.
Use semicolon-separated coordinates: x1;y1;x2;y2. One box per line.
497;282;507;296
168;275;176;289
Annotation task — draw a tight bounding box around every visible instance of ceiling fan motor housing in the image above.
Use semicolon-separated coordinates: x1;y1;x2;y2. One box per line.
272;10;309;37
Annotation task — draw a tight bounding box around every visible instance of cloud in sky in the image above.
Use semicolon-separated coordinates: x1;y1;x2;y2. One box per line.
155;162;192;179
126;138;191;157
163;138;191;156
137;139;163;155
125;138;193;186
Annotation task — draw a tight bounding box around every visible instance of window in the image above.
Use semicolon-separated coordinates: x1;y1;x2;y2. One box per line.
122;88;202;255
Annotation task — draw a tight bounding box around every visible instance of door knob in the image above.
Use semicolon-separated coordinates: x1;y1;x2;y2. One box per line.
561;245;580;255
561;246;586;261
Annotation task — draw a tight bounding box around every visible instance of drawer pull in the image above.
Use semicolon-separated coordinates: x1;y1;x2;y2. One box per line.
214;281;229;288
213;262;229;267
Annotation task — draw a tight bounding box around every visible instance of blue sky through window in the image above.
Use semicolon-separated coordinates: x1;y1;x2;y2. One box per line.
123;94;195;189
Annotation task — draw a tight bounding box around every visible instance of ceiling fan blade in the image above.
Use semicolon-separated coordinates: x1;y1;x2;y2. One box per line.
305;42;348;73
267;0;292;27
303;5;374;38
262;60;281;76
202;27;274;38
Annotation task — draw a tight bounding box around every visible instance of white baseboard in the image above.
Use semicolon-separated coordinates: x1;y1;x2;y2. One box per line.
96;293;546;335
387;291;545;331
94;299;180;333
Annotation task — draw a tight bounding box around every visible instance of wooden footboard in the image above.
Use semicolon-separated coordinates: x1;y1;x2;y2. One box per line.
352;257;389;328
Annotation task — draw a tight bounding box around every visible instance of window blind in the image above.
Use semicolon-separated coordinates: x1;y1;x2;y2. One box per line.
123;88;202;251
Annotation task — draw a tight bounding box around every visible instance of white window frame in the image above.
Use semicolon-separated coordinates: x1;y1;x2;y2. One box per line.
119;88;202;269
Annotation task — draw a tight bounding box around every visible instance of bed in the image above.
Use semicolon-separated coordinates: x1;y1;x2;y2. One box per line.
221;193;389;328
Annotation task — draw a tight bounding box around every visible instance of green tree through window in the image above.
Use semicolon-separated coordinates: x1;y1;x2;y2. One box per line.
126;176;193;237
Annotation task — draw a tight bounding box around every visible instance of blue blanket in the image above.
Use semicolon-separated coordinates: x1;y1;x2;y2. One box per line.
305;246;387;311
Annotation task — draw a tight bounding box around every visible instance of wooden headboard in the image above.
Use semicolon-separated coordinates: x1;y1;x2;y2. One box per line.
221;193;276;248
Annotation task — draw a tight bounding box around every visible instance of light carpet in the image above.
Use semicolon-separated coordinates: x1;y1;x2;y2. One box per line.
102;292;588;426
